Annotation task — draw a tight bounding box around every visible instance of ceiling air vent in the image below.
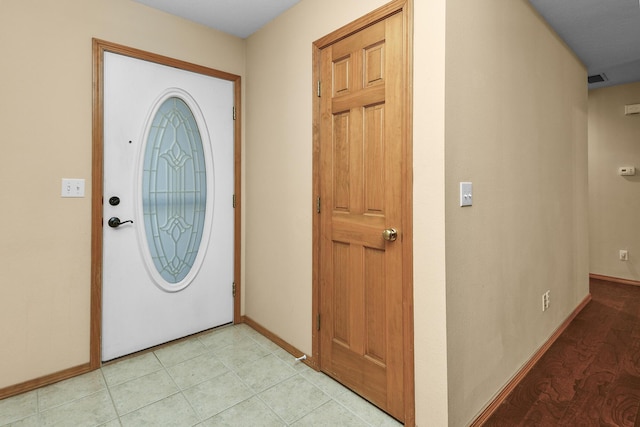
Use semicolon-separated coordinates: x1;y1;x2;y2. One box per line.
588;73;608;84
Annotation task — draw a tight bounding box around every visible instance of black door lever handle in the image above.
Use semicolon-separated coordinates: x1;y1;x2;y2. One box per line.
108;217;133;228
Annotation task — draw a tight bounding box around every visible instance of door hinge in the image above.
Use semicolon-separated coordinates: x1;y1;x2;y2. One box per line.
233;107;236;120
316;313;321;331
232;282;236;298
316;197;321;213
233;194;236;208
317;81;321;97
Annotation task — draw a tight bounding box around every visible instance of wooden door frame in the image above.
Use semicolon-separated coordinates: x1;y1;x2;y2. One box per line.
311;1;414;425
90;39;242;369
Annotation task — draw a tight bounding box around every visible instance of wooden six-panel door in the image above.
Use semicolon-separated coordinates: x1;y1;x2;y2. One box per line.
318;10;407;421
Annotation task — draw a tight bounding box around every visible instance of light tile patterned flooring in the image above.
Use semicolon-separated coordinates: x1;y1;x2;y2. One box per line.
0;324;402;426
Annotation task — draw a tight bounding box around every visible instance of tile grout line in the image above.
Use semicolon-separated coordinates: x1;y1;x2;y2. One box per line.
230;352;292;426
330;392;377;427
177;328;262;424
2;324;398;426
205;333;306;426
99;365;124;426
254;393;291;426
210;330;311;426
31;371;116;426
251;336;377;426
298;368;399;426
110;351;185;422
284;373;334;425
151;347;202;426
125;350;192;425
36;385;40;417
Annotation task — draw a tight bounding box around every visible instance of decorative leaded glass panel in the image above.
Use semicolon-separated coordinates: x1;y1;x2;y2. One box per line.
142;97;207;285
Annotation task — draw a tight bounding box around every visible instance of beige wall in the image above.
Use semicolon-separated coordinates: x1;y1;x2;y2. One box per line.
444;0;589;424
413;0;450;424
0;0;245;389
244;0;450;424
589;82;640;281
1;1;591;426
244;0;388;361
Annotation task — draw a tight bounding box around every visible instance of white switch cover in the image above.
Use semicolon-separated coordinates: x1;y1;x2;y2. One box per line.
619;166;636;176
460;182;473;207
61;178;85;198
625;104;640;115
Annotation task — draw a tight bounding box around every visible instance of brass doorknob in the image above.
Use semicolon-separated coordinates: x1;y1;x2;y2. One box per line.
382;228;398;242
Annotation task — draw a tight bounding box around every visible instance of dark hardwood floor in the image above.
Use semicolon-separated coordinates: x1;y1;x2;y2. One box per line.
484;278;640;426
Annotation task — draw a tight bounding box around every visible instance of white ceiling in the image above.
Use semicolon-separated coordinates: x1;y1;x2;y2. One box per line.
133;0;302;39
134;0;640;89
528;0;640;89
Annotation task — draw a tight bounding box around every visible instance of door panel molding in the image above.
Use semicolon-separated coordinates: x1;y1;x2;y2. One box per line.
311;0;414;425
91;39;242;369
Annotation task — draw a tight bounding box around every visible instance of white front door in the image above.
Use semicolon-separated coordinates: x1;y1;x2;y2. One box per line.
102;52;234;361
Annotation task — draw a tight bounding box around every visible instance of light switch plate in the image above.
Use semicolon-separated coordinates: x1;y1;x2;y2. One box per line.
625;104;640;115
619;166;636;176
61;178;85;198
460;182;473;207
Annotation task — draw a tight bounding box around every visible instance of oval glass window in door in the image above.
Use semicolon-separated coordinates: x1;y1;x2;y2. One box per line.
142;96;207;286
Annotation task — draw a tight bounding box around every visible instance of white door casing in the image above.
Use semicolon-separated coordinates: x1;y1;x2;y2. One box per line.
102;52;234;361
